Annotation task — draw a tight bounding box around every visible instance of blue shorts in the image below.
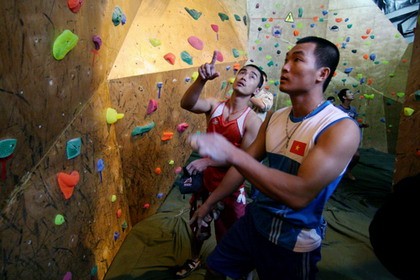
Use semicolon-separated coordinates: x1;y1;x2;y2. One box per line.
206;206;322;280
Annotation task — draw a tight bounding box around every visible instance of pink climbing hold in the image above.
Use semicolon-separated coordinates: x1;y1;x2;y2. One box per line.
215;51;224;62
164;53;176;65
177;123;189;133
67;0;84;13
188;36;204;50
147;99;158;115
211;24;219;32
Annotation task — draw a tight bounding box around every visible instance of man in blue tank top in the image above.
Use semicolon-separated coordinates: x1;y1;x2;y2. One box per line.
188;36;360;280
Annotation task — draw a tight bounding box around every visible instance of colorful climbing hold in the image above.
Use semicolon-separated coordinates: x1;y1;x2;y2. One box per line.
111;195;117;202
146;99;158;115
67;0;84;13
403;107;414;116
0;138;17;158
113;231;120;241
180;51;193;65
344;67;353;75
66;137;82;160
97;159;104;183
57;170;80;200
191;72;199;82
157;82;163;98
185;7;202;20
369;53;376;61
106;108;124;124
163;53;176;65
55;214;65;225
53;30;79;60
116;209;122;218
161;132;174;141
131;122;156;137
177;122;189;133
112;6;126;26
154;167;162;175
215;50;223;62
232;48;240;58
149;38;161;47
298;7;303;18
211;24;219;32
63;271;72;280
218;13;229;21
92;35;102;50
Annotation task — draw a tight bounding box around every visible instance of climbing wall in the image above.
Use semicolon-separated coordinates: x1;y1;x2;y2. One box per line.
394;17;420;184
0;0;417;278
245;0;412;153
0;0;248;279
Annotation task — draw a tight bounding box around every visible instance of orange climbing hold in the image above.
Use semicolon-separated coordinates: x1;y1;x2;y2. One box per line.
67;0;84;13
161;132;174;141
57;171;80;199
164;53;176;65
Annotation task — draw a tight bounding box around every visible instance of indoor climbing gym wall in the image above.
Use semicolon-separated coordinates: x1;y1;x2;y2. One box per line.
0;0;248;279
394;18;420;184
245;0;414;154
0;0;418;279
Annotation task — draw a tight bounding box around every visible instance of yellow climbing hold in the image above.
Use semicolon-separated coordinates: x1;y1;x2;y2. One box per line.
106;108;124;124
403;107;414;117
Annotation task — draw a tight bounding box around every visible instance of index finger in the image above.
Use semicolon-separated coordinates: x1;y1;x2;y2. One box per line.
209;50;218;65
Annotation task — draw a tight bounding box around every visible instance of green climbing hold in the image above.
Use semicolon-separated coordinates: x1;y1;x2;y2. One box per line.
234;14;241;21
66;137;82;160
55;214;65;225
181;51;193;65
185;7;202;20
149;38;161;47
232;48;240;58
218;13;229;21
131;122;156;137
112;6;126;26
53;30;79;60
0;138;17;158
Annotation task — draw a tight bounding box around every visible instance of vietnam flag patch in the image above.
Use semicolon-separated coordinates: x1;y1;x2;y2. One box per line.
290;140;306;156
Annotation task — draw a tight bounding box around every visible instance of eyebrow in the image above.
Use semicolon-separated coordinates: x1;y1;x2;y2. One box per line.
240;68;259;77
286;50;305;57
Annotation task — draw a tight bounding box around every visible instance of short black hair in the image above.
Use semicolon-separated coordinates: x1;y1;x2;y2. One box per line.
242;64;267;89
337;88;350;102
327;96;336;102
296;36;340;92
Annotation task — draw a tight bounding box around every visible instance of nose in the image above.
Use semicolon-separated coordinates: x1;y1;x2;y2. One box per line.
281;61;290;72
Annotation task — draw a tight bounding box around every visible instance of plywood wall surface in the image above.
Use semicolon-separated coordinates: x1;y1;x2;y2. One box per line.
109;0;248;79
0;0;141;198
394;20;420;184
1;83;130;279
108;61;245;224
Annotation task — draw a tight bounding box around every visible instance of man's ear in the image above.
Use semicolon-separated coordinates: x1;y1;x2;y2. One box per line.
316;67;331;82
253;87;261;96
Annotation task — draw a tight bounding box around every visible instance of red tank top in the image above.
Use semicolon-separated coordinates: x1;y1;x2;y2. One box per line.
204;101;251;192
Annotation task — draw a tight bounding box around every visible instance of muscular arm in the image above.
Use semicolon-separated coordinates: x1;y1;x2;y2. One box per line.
180;51;220;114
